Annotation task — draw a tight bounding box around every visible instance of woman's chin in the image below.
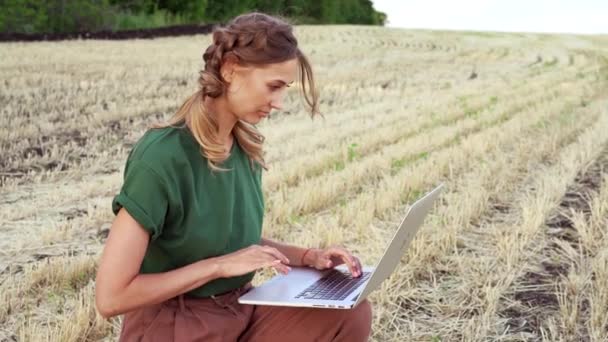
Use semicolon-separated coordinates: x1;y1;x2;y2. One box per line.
241;115;264;125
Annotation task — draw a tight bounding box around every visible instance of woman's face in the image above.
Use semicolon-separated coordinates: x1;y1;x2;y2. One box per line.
224;58;298;125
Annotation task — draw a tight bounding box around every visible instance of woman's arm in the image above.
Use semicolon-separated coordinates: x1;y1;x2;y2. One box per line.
95;208;222;319
96;210;291;319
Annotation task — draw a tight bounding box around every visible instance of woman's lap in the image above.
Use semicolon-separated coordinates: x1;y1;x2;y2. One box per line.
239;299;373;342
119;285;372;342
119;295;253;341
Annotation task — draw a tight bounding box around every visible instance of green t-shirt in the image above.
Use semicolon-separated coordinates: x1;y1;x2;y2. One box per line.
111;124;264;298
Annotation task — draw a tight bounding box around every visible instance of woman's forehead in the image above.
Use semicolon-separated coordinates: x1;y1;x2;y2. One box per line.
258;59;298;81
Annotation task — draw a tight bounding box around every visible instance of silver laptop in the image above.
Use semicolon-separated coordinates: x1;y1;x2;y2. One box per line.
238;183;445;309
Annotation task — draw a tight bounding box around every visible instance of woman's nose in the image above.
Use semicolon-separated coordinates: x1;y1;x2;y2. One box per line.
270;99;283;110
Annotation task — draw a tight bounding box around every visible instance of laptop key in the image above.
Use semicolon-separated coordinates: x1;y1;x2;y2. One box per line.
295;270;371;301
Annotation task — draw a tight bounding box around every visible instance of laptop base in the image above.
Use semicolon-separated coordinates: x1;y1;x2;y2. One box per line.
238;265;375;309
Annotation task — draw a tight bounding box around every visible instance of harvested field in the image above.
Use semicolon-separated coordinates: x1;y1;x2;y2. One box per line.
1;25;607;341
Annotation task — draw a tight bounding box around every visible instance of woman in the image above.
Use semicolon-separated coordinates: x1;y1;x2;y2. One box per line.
95;12;373;342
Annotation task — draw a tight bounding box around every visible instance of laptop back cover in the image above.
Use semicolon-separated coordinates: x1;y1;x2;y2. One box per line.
354;184;444;306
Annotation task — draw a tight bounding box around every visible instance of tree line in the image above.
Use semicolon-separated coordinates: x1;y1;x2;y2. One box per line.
1;0;387;34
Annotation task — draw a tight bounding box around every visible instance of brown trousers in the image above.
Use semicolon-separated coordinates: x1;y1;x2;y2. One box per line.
119;283;373;341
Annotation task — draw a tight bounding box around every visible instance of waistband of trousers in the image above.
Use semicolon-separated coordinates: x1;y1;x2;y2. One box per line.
171;282;253;315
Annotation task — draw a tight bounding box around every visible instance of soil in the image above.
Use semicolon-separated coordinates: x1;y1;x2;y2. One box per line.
502;146;608;335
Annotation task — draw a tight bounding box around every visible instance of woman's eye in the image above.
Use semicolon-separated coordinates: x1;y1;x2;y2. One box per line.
268;85;281;91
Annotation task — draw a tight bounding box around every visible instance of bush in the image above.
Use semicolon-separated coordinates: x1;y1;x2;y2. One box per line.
0;0;117;33
0;0;50;34
111;7;190;31
0;0;387;34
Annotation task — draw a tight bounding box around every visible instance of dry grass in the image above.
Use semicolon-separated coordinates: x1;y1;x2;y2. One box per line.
1;25;607;341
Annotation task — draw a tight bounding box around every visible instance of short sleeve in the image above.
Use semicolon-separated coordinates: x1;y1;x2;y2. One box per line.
112;159;169;241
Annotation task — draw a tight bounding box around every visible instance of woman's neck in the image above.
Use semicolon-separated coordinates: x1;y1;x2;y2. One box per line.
211;97;237;145
186;95;237;151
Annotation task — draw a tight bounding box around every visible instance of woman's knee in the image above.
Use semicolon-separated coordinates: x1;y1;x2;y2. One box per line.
343;299;373;337
355;299;373;324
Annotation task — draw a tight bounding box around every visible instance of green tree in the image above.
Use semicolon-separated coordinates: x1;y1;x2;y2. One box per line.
0;0;388;34
0;0;49;33
321;0;339;23
156;0;208;21
107;0;157;13
250;0;285;14
204;0;257;22
45;0;115;32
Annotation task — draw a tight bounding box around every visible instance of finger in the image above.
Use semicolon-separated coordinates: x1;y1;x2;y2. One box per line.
317;252;333;268
264;259;281;267
273;263;291;275
325;248;346;265
345;255;359;276
266;259;290;274
348;255;360;273
322;252;342;269
328;255;343;267
344;255;358;276
262;246;290;264
335;248;358;274
354;257;363;277
327;247;357;275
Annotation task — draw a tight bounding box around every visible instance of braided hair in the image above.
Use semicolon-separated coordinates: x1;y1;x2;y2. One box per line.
154;12;320;171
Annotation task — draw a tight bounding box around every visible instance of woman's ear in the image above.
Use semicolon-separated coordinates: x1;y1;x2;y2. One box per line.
222;70;234;83
220;55;240;83
221;68;234;83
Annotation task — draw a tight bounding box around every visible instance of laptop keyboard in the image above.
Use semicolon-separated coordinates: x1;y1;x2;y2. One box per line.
294;269;371;301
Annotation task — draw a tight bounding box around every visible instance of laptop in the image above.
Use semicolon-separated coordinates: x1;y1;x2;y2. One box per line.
238;183;445;309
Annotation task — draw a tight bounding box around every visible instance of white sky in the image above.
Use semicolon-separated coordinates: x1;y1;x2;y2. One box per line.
371;0;608;34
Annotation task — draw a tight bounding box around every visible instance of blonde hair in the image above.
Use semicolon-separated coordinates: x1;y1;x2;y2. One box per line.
153;12;320;171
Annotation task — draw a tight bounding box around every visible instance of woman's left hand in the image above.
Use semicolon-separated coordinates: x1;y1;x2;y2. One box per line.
305;245;363;277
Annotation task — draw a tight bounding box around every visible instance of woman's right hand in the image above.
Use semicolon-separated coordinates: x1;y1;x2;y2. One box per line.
215;244;291;278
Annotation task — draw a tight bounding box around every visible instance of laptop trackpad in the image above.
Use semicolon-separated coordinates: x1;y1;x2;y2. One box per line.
240;267;326;302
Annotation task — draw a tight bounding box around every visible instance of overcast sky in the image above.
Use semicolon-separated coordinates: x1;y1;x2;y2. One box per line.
371;0;608;34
